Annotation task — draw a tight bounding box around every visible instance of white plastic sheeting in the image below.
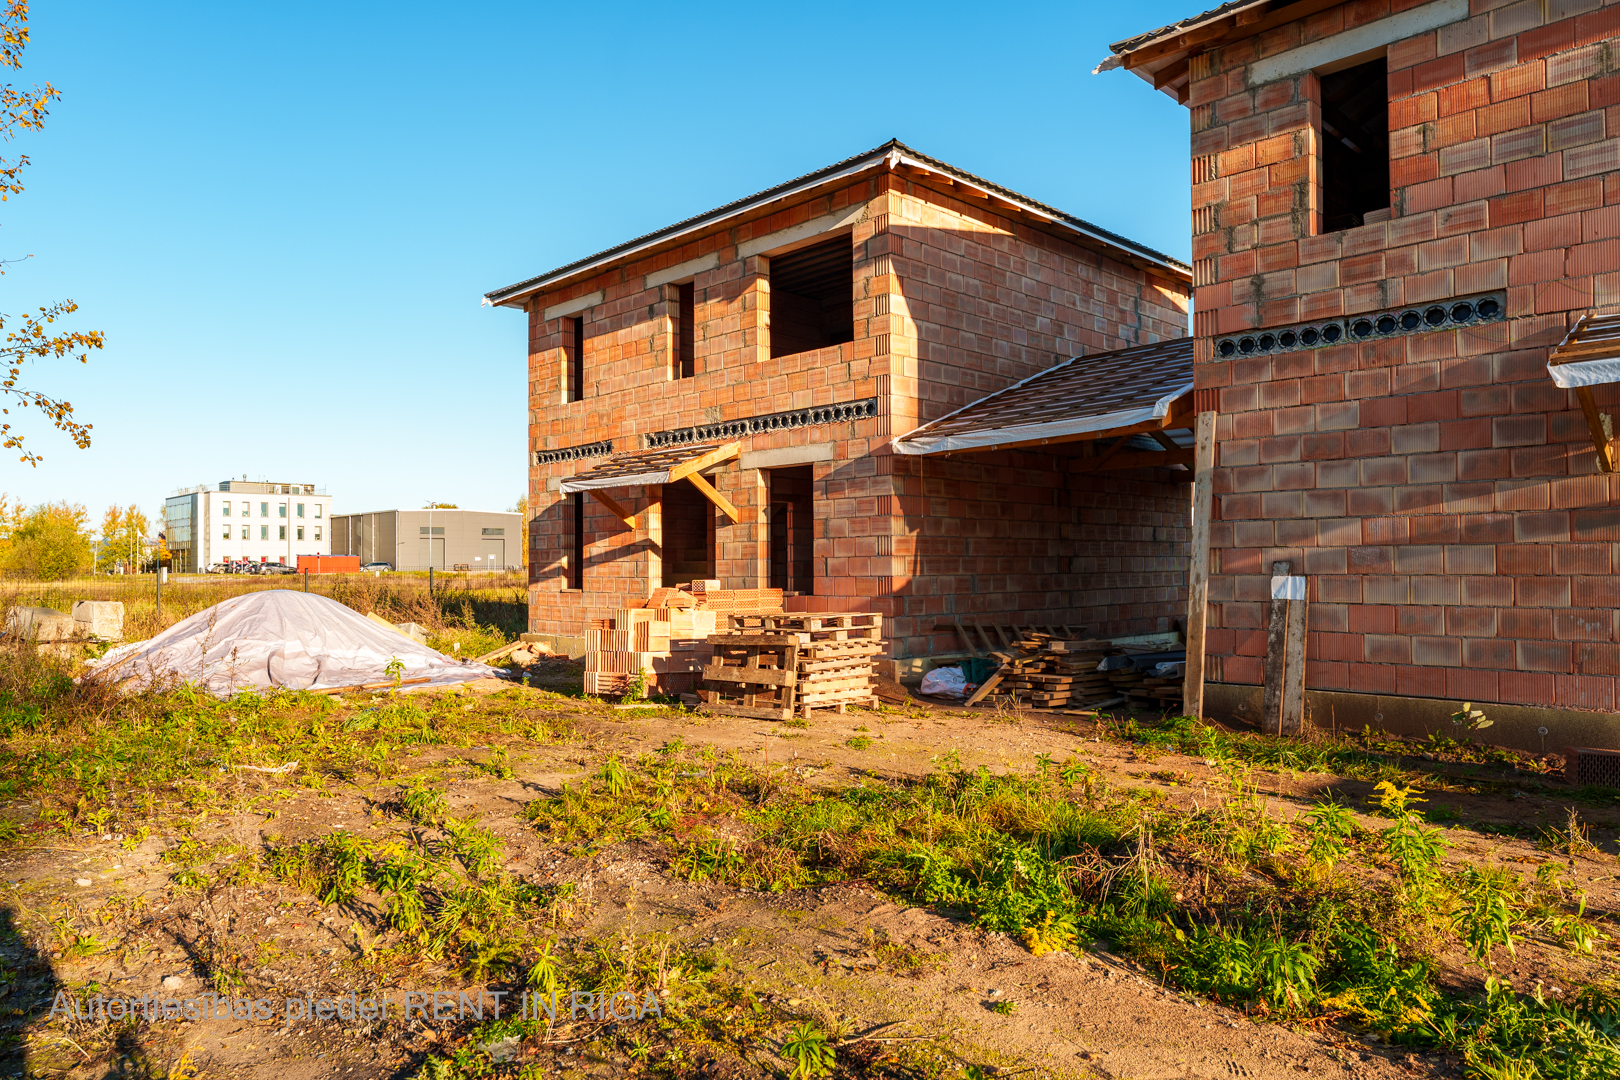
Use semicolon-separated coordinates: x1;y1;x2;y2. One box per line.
1548;357;1620;389
85;590;499;697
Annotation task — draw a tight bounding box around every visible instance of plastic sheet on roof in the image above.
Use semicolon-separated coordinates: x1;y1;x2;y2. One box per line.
84;590;498;697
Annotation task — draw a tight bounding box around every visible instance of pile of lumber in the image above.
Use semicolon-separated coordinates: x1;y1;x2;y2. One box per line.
964;638;1183;712
1106;664;1183;710
699;612;884;719
992;639;1115;707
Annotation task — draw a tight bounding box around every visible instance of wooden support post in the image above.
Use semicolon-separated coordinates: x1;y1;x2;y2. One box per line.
1261;560;1308;736
684;473;741;523
1261;560;1291;736
1281;585;1308;736
1575;386;1615;472
586;489;638;530
1182;411;1215;719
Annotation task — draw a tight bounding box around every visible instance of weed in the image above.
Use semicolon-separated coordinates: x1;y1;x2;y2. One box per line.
846;736;873;750
989;999;1016;1015
780;1021;835;1079
1453;867;1520;967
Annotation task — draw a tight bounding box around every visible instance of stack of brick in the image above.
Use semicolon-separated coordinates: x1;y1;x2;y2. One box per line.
582;584;785;696
701;612;884;718
583;607;715;696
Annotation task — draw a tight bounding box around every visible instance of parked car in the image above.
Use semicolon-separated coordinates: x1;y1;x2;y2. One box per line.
360;562;393;572
265;563;299;575
205;562;228;574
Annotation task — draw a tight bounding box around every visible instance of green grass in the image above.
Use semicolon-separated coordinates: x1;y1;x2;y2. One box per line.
520;732;1620;1079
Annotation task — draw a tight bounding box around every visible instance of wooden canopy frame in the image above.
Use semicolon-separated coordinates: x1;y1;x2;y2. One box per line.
579;442;742;529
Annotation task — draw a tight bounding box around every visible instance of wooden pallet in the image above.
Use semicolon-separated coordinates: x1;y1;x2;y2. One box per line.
726;612;883;642
699;636;799;720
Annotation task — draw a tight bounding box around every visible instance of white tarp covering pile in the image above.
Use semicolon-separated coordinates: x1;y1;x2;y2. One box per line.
85;589;499;697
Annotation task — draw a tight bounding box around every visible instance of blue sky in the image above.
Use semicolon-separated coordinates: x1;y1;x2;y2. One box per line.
2;0;1195;530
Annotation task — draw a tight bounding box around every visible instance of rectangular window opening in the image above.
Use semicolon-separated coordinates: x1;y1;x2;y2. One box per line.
769;235;854;359
297;503;305;518
570;492;584;590
660;481;716;588
677;282;695;379
279;526;286;540
260;526;268;540
568;315;585;403
222;501;231;517
296;527;304;541
1319;55;1390;233
315;526;322;540
767;465;815;595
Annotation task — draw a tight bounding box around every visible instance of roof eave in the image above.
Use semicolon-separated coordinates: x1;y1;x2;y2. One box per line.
482;143;1190;311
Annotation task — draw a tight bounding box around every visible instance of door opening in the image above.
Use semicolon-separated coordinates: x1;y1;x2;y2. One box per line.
768;465;814;594
661;481;715;587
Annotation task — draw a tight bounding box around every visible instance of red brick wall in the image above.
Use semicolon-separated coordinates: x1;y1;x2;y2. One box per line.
522;170;1192;657
1186;0;1620;711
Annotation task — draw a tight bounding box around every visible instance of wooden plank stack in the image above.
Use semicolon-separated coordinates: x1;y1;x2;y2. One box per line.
701;612;884;718
999;639;1115;706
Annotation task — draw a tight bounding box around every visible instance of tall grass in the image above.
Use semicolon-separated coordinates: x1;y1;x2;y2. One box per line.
0;571;528;643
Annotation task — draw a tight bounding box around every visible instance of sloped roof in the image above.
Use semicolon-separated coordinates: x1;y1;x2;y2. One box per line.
483;140;1189;309
891;338;1194;456
1105;1;1265;58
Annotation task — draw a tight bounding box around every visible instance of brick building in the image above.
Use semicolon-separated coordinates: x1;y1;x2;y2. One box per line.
1103;0;1620;747
484;142;1194;668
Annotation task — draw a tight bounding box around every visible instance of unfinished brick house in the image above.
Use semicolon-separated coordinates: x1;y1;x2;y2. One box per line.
483;142;1194;673
1103;0;1620;748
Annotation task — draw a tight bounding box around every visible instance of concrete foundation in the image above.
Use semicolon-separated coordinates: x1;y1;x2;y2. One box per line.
1204;683;1620;757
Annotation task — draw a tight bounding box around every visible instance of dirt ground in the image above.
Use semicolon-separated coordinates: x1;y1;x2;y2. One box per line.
4;672;1615;1079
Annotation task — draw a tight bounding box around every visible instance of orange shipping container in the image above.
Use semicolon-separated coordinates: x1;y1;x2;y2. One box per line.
296;555;362;574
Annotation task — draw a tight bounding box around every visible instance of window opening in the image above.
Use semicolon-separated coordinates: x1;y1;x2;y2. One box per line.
677;282;695;378
769;236;853;358
570;492;584;589
568;315;585;402
1320;56;1390;233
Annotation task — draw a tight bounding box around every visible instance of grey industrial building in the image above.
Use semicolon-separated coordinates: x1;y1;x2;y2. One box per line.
330;509;521;571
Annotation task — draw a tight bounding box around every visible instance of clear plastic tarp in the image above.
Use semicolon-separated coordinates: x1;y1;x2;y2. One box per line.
85;589;498;697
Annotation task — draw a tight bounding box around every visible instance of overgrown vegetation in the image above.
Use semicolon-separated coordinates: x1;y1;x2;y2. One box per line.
523;721;1620;1079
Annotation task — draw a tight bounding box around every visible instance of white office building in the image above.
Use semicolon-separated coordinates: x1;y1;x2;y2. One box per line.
164;480;332;573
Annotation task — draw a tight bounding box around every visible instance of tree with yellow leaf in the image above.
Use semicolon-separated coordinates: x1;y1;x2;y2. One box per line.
95;503;148;572
0;2;103;466
5;499;90;579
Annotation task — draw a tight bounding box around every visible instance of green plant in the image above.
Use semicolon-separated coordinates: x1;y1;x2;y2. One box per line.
1450;701;1493;738
989;999;1016;1015
846;736;873;750
384;655;405;692
781;1021;835;1079
1452;867;1520;967
599;755;630;796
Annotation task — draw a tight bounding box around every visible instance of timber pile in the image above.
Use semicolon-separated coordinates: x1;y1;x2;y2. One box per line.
581;583;786;696
700;612;884;719
995;639;1115;706
1107;666;1183;710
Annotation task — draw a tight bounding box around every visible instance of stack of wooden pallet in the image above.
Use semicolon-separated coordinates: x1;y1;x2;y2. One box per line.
699;612;884;719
